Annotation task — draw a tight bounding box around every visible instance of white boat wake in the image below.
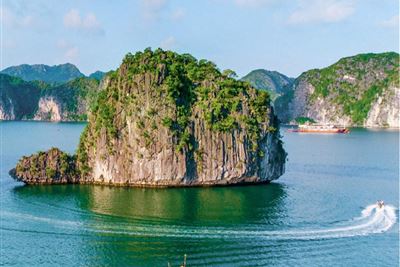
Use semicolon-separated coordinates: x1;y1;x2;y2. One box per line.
253;203;398;240
87;203;398;240
2;203;397;241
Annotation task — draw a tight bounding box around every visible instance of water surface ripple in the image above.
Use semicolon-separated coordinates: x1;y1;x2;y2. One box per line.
1;122;398;266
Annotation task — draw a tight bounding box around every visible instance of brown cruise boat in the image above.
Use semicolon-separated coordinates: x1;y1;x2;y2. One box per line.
288;123;350;134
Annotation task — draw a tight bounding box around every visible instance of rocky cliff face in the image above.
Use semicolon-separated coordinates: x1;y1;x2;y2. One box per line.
0;75;99;121
365;84;399;127
275;52;399;127
34;97;63;121
0;98;15;120
33;78;99;121
11;49;286;187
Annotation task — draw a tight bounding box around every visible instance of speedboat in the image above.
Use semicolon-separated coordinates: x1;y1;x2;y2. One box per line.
377;200;385;209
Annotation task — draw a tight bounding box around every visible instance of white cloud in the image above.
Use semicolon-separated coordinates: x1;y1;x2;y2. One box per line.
160;36;176;50
288;0;355;24
170;7;186;20
142;0;167;10
234;0;272;8
1;6;36;28
4;39;17;49
380;15;399;28
210;0;273;8
141;0;167;21
19;15;35;27
140;0;186;23
57;39;69;49
57;39;79;62
63;9;104;35
64;47;79;61
83;13;102;29
63;9;81;28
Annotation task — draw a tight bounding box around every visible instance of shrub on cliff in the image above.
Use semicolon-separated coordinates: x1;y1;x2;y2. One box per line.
11;148;79;184
78;48;274;159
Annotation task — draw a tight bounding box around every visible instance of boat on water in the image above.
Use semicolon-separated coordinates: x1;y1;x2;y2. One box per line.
288;123;350;134
377;200;385;209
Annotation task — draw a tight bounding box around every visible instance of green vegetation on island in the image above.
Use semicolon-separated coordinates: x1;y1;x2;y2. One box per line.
0;74;41;119
40;77;99;121
75;48;285;184
275;52;399;126
89;71;107;81
10;148;78;184
80;48;274;156
295;117;316;124
305;52;399;124
241;69;294;101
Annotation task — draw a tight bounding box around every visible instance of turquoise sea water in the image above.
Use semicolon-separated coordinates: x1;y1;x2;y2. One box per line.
1;121;399;266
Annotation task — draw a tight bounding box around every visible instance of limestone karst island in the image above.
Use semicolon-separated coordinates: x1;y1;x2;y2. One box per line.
2;1;399;266
9;49;286;187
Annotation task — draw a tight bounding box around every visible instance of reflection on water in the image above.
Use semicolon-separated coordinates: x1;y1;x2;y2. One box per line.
11;184;287;266
13;183;287;226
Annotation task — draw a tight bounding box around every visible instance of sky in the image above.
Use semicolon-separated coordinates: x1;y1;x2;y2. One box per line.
1;0;399;77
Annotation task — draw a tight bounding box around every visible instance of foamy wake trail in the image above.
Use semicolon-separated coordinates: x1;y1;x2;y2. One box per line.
87;203;397;240
2;204;397;241
254;204;398;240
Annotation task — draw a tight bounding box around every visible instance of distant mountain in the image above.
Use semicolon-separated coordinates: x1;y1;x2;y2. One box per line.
1;63;84;83
0;74;99;121
241;70;294;100
89;71;106;81
275;52;399;127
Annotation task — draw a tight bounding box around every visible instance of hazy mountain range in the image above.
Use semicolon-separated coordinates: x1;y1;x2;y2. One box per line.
1;63;105;84
1;52;399;127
